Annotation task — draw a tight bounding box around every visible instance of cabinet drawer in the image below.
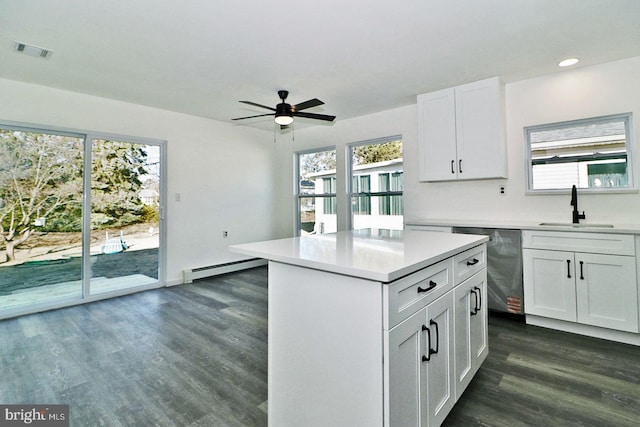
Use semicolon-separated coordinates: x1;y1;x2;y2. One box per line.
384;258;454;329
522;230;635;255
453;245;487;285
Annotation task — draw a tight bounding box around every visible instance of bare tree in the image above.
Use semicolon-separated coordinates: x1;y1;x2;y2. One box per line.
0;130;83;262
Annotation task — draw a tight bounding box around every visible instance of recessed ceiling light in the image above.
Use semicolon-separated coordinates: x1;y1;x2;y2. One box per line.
558;58;579;67
12;41;53;59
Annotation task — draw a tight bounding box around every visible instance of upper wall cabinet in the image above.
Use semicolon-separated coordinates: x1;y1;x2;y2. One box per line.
418;77;507;181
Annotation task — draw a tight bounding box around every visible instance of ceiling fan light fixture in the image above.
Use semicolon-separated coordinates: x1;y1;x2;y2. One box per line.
274;114;294;126
232;90;334;127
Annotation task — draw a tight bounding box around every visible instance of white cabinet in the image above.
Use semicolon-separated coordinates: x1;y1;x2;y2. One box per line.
577;252;637;331
417;77;507;182
385;244;487;427
454;270;488;399
424;293;455;427
523;230;639;333
386;292;455;427
523;249;577;322
265;241;488;427
386;309;425;427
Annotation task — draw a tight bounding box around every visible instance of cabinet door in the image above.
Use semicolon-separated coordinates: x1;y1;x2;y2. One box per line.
454;270;488;400
470;275;488;370
454;77;507;180
386;309;427;427
576;253;639;333
424;292;455;427
417;88;457;181
523;249;577;322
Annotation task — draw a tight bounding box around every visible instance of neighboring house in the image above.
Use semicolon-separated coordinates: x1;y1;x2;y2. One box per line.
308;158;403;234
529;119;629;190
139;188;159;206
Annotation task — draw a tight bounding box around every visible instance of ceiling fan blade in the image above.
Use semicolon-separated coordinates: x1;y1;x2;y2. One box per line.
293;111;336;122
239;100;276;111
232;113;275;120
293;98;324;111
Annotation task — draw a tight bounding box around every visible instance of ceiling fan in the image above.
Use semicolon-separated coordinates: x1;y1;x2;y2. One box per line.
232;90;336;127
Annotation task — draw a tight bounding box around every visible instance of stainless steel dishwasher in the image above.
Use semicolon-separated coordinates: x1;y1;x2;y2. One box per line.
453;227;523;315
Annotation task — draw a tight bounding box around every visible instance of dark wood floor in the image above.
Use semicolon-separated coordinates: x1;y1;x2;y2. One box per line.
1;266;639;426
0;267;268;427
444;313;640;427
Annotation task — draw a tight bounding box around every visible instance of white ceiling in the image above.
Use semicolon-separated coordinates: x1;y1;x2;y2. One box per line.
1;0;640;131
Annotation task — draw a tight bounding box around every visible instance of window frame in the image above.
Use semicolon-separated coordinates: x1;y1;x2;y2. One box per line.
524;113;635;194
347;135;403;231
294;146;337;236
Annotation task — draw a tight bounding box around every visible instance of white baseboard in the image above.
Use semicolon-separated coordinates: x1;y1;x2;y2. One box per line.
526;315;640;346
182;258;267;283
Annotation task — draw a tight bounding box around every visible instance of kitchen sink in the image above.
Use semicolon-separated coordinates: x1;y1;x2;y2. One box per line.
538;222;614;228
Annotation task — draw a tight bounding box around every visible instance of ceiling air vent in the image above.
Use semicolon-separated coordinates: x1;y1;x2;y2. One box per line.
12;41;53;59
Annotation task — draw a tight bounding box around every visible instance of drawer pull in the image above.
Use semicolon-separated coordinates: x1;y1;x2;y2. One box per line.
466;258;480;266
429;320;439;356
470;288;479;316
421;324;431;362
567;260;571;279
579;260;584;280
417;280;437;293
474;286;482;312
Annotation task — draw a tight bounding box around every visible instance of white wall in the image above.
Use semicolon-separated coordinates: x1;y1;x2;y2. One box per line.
2;55;638;285
291;56;640;227
411;55;640;224
0;78;284;285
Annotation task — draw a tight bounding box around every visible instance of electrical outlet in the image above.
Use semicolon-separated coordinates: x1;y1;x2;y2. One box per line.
499;185;506;196
223;230;228;238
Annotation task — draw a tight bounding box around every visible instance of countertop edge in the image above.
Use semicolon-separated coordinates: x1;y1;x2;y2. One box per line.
405;219;640;234
230;232;489;283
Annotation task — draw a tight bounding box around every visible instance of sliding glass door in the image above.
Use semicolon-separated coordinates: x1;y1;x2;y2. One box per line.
89;139;160;295
0;123;164;316
0;128;85;311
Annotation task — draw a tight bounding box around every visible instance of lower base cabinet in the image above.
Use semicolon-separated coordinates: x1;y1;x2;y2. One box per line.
386;269;487;426
454;273;488;399
523;230;639;334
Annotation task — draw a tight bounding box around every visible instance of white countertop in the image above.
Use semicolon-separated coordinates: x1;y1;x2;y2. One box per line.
405;218;640;234
229;228;488;283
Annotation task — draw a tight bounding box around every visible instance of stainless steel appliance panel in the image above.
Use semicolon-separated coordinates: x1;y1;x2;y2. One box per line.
453;227;523;314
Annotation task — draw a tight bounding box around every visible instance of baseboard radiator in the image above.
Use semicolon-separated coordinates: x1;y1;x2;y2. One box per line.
182;258;267;284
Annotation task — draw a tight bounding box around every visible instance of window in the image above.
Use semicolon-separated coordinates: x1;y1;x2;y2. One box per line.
348;137;403;230
296;147;337;235
525;113;634;192
352;175;371;214
378;172;404;215
322;177;337;214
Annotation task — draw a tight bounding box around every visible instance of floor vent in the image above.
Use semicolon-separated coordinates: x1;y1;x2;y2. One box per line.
182;258;266;283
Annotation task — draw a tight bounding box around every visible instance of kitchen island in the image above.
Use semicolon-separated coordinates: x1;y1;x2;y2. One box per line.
230;229;489;427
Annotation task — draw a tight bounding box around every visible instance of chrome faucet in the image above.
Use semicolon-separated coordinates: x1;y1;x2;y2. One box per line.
570;185;586;224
